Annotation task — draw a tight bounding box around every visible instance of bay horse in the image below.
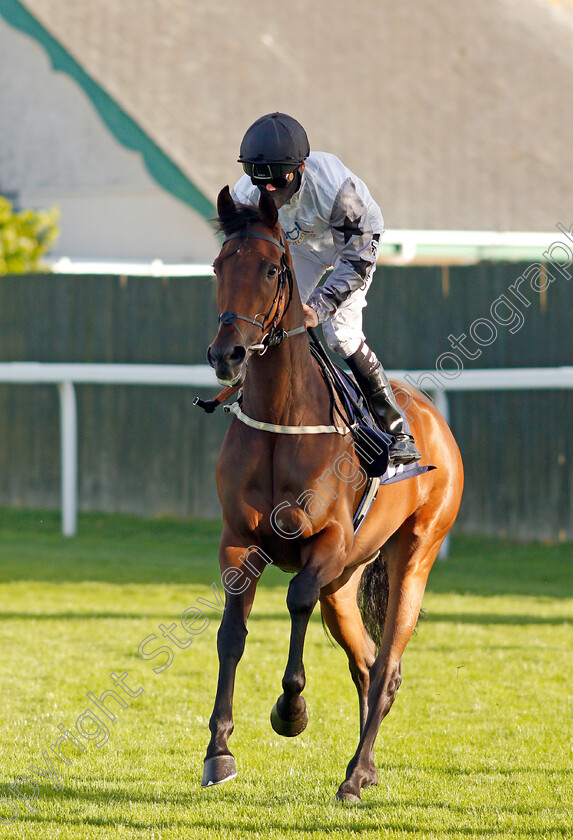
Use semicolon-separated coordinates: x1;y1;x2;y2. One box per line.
203;185;463;802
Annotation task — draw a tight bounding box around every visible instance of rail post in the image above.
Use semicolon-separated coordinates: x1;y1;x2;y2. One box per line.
57;381;77;537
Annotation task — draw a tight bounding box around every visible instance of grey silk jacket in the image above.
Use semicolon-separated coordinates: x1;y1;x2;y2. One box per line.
231;151;384;323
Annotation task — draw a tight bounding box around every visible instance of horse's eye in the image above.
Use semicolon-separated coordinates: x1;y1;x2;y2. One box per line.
267;265;278;278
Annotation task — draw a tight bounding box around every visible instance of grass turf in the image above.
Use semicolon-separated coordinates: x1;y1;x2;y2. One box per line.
0;508;571;839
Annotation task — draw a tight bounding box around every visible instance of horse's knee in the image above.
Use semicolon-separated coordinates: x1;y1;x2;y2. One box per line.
286;575;320;616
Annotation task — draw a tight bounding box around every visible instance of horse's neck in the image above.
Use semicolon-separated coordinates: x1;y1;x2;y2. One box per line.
241;299;324;426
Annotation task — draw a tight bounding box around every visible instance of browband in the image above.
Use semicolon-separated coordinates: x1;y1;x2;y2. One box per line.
223;231;285;254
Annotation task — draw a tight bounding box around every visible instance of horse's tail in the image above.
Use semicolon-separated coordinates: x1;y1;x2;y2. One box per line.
357;550;389;649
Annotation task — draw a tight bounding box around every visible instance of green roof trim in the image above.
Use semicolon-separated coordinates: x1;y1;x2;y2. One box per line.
0;0;216;219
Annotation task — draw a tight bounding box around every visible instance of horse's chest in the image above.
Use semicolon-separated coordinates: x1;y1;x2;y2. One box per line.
222;434;309;490
219;427;350;550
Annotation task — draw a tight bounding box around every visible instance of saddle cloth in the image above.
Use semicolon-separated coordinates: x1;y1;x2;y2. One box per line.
307;333;435;493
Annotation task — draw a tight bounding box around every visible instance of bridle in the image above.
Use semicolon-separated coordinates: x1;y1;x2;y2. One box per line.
216;229;306;355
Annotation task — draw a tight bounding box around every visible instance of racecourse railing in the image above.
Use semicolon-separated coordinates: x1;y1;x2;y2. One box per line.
1;363;572;555
48;230;565;271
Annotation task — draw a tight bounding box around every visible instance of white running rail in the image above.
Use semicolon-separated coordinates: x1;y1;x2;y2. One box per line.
1;364;572;554
0;364;216;537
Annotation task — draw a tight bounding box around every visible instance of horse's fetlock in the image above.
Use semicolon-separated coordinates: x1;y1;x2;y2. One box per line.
208;716;234;742
282;671;306;698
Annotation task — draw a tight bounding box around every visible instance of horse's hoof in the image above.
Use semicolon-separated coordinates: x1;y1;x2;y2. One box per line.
334;787;362;804
270;698;308;737
201;754;237;787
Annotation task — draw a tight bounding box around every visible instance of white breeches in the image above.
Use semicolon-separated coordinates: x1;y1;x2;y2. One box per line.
292;250;374;358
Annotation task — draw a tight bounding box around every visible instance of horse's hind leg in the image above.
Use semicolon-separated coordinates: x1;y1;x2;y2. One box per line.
336;524;445;802
320;565;379;787
320;565;377;736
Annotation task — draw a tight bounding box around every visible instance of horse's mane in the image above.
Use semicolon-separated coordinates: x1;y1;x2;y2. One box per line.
215;202;265;238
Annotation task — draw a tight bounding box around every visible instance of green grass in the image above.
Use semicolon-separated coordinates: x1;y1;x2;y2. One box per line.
0;509;571;839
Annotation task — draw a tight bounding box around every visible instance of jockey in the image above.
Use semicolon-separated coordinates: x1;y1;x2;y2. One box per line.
232;112;421;465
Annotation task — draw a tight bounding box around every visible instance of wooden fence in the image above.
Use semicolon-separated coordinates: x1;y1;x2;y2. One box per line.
0;263;571;540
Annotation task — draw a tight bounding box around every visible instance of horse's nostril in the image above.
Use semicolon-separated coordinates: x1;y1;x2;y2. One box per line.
208;343;245;372
228;346;246;364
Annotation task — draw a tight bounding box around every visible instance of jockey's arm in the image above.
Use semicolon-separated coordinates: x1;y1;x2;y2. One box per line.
306;178;381;324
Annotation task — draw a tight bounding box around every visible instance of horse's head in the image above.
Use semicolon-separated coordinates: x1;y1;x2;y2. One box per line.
207;186;294;386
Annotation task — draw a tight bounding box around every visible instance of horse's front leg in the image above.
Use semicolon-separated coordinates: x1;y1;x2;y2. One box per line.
271;523;347;737
202;537;266;787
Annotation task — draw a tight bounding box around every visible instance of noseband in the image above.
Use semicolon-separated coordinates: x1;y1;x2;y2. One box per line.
216;230;305;354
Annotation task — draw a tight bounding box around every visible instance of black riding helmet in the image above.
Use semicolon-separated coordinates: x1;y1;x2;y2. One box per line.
238;112;310;187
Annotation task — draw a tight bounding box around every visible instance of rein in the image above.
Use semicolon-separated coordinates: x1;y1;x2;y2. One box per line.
217;230;306;355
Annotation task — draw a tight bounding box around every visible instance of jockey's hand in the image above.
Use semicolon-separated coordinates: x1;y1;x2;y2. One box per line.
302;304;319;328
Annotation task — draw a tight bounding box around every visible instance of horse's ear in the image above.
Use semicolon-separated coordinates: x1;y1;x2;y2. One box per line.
217;186;236;222
258;188;279;229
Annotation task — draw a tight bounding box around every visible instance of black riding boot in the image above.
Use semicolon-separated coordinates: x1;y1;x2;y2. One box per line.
346;343;422;465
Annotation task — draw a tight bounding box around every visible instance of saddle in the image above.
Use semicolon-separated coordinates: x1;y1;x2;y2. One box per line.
307;329;434;486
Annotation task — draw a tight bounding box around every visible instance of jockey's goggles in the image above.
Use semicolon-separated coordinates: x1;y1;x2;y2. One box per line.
241;161;299;189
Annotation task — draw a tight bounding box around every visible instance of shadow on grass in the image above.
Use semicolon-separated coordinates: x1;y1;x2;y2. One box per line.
0;611;207;621
425;612;571;626
0;609;568;627
13;776;572;837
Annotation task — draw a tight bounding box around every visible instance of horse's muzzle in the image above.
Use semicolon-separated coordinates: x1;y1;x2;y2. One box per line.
207;342;247;386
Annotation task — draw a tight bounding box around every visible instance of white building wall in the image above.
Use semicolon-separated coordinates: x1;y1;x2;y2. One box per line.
0;17;218;262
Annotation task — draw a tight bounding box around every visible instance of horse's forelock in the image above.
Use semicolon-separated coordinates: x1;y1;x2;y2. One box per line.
215;203;265;238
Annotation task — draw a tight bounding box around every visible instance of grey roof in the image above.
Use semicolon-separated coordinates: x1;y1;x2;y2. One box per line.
20;0;573;231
